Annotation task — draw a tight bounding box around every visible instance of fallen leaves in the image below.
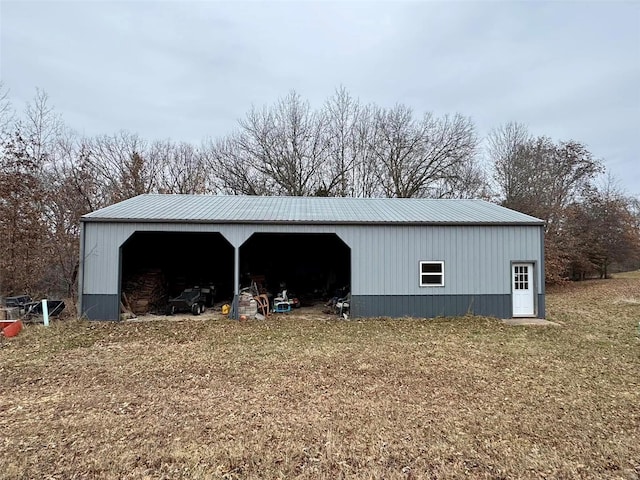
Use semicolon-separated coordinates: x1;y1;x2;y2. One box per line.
1;275;639;478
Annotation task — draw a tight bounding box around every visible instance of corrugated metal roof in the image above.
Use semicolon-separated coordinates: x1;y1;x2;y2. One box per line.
81;194;544;225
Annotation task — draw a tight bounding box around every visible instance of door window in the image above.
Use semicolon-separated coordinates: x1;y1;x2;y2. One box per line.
514;265;529;290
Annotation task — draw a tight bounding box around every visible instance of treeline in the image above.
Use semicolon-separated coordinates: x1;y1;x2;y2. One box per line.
488;123;639;282
0;85;638;300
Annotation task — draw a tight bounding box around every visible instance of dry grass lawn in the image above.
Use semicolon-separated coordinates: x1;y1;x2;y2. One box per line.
1;274;639;479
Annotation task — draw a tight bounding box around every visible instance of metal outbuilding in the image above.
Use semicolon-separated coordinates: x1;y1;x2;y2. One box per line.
79;194;545;320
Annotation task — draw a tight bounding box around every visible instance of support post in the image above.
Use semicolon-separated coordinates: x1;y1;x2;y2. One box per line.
42;299;49;327
232;246;240;320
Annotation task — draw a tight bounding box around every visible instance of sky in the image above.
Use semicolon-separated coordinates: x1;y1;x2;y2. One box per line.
1;0;639;196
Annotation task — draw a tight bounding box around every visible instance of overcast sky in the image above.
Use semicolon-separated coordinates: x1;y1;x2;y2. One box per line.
1;0;639;196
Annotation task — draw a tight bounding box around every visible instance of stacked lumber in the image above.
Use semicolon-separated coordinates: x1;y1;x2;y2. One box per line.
122;269;167;315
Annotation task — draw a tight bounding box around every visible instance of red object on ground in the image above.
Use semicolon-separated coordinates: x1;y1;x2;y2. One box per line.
1;320;23;338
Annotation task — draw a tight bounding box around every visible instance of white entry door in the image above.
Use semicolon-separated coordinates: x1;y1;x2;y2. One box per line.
512;263;535;317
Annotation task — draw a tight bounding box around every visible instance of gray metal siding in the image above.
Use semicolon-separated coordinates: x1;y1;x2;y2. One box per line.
341;225;542;296
82;294;119;320
82;222;350;295
352;294;512;319
537;293;545;319
83;221;542;296
78;221;86;314
83;222;134;294
539;228;546;295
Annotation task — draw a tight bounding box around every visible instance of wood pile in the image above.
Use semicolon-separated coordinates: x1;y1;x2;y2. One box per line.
122;269;167;315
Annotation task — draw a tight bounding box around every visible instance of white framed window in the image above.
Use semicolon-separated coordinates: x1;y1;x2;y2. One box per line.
420;261;444;287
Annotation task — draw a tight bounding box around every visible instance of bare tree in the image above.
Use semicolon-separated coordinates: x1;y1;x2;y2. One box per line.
321;87;379;197
431;156;489;199
350;105;382;198
89;131;162;203
204;135;274;195
489;124;602;224
59;136;106;212
155;141;213;194
44;133;102;297
211;90;480;199
23;88;64;168
487;121;531;202
230;91;328;196
0;81;14;137
370;105;478;198
497;136;602;229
